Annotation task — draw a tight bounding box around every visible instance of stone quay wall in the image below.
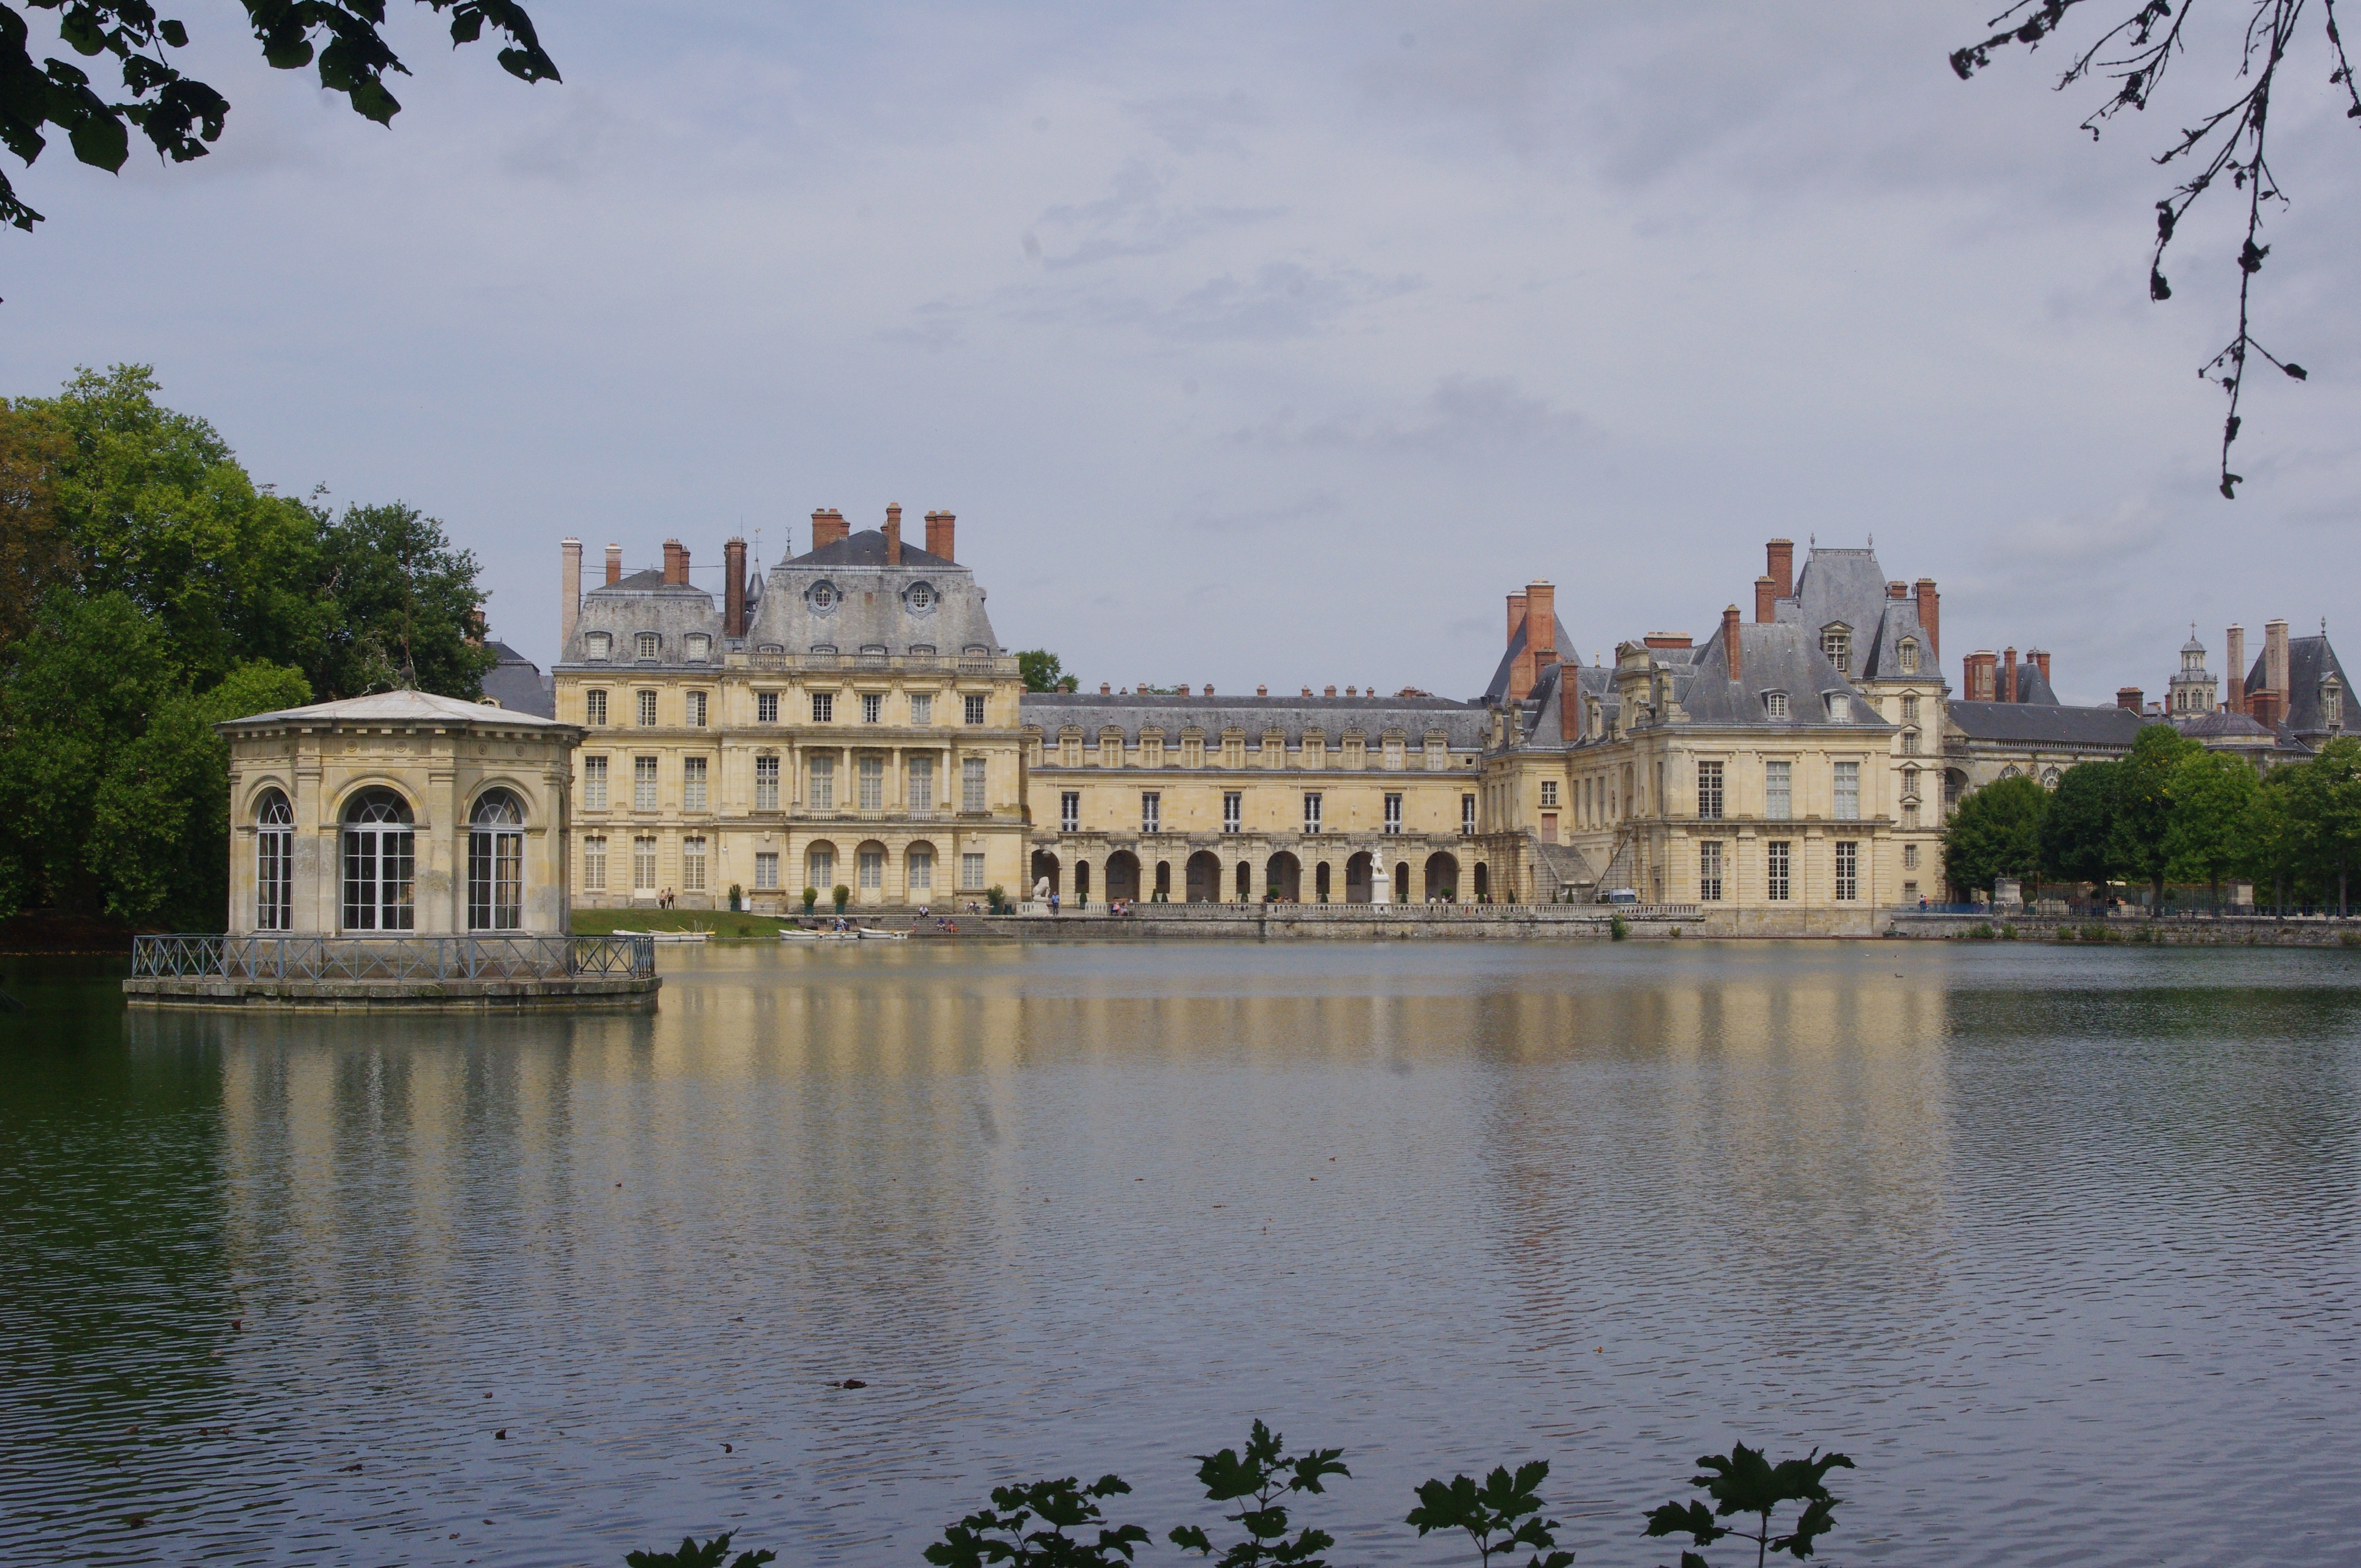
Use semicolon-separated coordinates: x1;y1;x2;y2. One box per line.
1883;911;2361;947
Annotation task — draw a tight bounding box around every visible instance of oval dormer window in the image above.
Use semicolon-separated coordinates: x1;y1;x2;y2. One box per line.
808;581;839;613
585;632;612;662
905;581;936;614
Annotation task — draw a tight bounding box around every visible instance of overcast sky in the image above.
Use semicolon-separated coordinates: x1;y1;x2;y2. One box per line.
9;3;2357;703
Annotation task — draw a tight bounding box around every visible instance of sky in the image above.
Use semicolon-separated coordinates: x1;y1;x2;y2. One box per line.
8;2;2358;704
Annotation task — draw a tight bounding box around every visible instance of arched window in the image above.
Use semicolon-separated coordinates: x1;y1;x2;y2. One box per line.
341;788;415;931
255;789;293;931
468;789;526;930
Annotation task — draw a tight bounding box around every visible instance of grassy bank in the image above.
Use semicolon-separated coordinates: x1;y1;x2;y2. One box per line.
572;908;804;941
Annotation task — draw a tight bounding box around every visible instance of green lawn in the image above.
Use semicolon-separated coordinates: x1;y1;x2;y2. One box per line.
572;907;806;941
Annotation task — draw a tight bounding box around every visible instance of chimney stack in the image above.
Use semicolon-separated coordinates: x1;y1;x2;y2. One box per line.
605;542;622;586
1766;538;1794;602
1887;580;1908;600
2226;624;2247;713
561;537;583;649
1324;685;1337;697
1559;660;1584;739
1526;581;1557;666
1643;633;1693;650
661;540;682;586
2266;618;2291;707
1721;605;1743;683
884;503;903;566
1965;651;1997;702
1755;575;1776;623
2117;687;2145;712
1257;685;1267;696
723;537;748;638
1506;591;1528;647
2002;646;2019;704
1913;579;1940;662
811;508;847;550
924;509;956;562
2031;649;2051;689
2250;687;2284;731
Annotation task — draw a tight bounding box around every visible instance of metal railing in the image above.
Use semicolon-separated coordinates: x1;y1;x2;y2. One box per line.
130;933;657;982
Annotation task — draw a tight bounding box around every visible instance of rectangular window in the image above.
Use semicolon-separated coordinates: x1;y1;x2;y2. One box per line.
1540;780;1558;808
910;693;933;726
1834;761;1860;821
634;755;659;811
1383;792;1402;834
1764;691;1788;720
637;631;660;661
1903;802;1921;830
1384;738;1405;770
687;690;708;728
812;692;835;723
909;849;933;891
809;847;834;890
1902;694;1920;725
962;851;986;890
962;756;987;813
585;633;612;662
1835;840;1858;901
1427;741;1449;771
1903;878;1919;901
633;836;659;893
858;755;884;810
1902;729;1920;755
1060;791;1081;833
1302;792;1321;833
1461;794;1477;835
682;755;708;813
1223;791;1243;833
757;690;779;723
809;755;834;810
754;851;780;890
1699;841;1724;901
1825;693;1849;722
965;693;987;726
682;835;708;893
585;689;608;726
686;634;710;663
1696;760;1724;820
1765;760;1792;821
583;755;608;810
637;689;657;727
1903;842;1919;870
1766;841;1791;901
584;835;606;892
858;848;883;891
862;693;884;724
755;754;779;812
1143;792;1162;833
909;755;934;812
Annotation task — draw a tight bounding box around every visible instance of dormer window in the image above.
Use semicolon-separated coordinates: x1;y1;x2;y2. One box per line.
1762;691;1789;720
808;581;839;612
2325;680;2344;729
1820;624;1852;676
635;632;660;661
1824;692;1848;722
585;632;612;662
905;581;935;613
684;634;710;662
1898;638;1919;674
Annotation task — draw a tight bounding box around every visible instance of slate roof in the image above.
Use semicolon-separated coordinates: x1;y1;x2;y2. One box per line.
1678;623;1887;728
2006;663;2059;705
220;689;575;731
480;640;556;718
2173;710;2280;741
790;532;958;571
747;527;999;659
1479;614;1580;706
1944;700;2144;747
1769;545;1936;683
2245;633;2352;739
1021;691;1487;749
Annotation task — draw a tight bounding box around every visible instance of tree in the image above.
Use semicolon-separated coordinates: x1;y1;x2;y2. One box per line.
1953;2;2361;497
2040;759;2121;892
311;500;496;699
0;401;70;644
1644;1443;1853;1568
2280;736;2361;912
2109;724;2202;902
2163;748;2265;900
1943;773;2050;895
0;0;557;237
1018;649;1079;693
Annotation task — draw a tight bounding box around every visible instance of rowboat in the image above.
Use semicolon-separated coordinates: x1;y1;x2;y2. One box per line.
612;928;710;944
781;928;860;942
855;927;908;940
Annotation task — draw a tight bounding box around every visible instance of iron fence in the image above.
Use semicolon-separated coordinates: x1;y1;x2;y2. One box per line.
130;933;656;982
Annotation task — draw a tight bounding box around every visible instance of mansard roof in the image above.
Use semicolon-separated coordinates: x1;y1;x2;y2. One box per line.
1679;622;1887;727
750;527;999;658
788;529;959;571
1770;545;1935;682
481;640;556;718
2246;633;2352;739
1020;690;1487;750
1479;615;1579;706
1945;700;2144;747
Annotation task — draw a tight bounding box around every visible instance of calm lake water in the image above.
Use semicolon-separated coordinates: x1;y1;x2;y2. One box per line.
2;941;2357;1567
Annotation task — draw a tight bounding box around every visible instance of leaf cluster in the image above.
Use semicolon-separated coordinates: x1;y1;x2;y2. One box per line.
1405;1460;1575;1568
1643;1442;1852;1567
1169;1419;1350;1568
623;1531;776;1568
1016;649;1080;694
922;1475;1152;1568
0;0;557;233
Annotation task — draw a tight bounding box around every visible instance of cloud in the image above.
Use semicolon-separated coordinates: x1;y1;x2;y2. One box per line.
1228;375;1587;455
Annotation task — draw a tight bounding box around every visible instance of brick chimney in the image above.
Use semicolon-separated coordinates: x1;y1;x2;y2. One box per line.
1526;581;1557;666
723;536;747;638
2250;688;2283;730
662;539;685;586
884;503;903;566
1913;579;1940;662
1755;575;1777;623
2117;687;2144;712
1644;633;1693;650
811;508;847;550
1559;661;1583;739
2002;647;2019;704
605;542;622;586
1887;580;1908;599
561;537;582;649
1506;591;1528;646
1721;605;1742;683
1766;538;1794;602
2266;618;2290;707
2226;623;2246;714
2031;649;2051;689
924;509;955;562
1965;651;1996;702
1324;685;1336;697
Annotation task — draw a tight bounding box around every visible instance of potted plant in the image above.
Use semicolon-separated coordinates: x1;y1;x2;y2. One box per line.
833;884;852;913
728;883;743;912
803;886;819;913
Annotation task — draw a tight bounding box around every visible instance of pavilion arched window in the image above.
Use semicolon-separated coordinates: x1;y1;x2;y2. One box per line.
255;789;293;931
469;789;526;930
341;788;415;931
